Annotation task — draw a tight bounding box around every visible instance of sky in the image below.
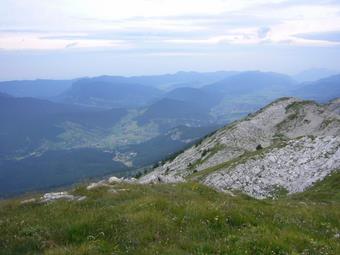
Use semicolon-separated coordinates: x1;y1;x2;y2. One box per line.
1;0;340;80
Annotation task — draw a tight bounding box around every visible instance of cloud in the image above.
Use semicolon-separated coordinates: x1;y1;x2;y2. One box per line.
0;31;130;50
295;31;340;42
258;27;271;39
1;0;340;51
65;42;78;48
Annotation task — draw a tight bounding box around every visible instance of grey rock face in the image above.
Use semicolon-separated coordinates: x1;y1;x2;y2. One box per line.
138;174;185;184
140;97;340;198
327;98;340;115
141;98;298;181
203;136;340;199
87;181;111;190
40;192;86;203
86;176;137;190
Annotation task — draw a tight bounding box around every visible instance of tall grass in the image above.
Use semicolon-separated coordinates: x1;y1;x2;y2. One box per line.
0;176;339;254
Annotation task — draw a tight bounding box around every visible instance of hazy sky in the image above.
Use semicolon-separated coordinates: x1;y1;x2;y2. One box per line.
1;0;340;80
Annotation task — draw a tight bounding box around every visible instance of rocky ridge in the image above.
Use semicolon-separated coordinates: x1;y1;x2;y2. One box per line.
327;98;340;115
139;97;340;198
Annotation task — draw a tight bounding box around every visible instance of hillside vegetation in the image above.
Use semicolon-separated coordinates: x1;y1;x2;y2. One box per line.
0;174;339;254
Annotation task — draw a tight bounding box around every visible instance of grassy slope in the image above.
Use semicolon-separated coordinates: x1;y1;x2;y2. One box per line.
290;170;340;203
0;175;339;255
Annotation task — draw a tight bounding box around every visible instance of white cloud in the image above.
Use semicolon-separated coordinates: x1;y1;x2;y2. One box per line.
0;32;129;50
1;0;340;50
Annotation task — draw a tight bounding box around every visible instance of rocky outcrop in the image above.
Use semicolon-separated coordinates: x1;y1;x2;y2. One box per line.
86;181;112;190
138;174;185;184
20;176;137;204
203;136;340;199
86;176;137;190
140;97;340;198
327;98;340;115
41;192;86;203
21;192;87;204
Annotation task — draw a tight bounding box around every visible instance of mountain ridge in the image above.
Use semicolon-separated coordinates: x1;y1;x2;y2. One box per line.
140;97;340;198
293;74;340;102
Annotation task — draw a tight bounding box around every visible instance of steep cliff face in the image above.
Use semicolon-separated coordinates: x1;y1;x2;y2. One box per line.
140;97;340;198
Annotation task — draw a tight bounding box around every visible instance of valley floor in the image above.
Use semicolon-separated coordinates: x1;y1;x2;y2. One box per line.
0;172;339;255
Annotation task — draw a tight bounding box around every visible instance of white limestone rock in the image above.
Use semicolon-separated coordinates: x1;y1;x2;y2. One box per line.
40;192;81;203
327;98;340;115
20;198;37;204
122;177;137;183
139;174;185;184
86;181;111;190
203;136;340;199
108;176;122;184
139;97;340;198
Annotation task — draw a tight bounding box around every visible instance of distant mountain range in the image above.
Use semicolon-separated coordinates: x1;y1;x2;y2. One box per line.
1;70;339;107
164;87;221;109
0;70;339;197
0;71;237;99
293;68;339;82
57;77;163;108
293;74;340;102
203;71;296;95
0;92;11;98
0;96;127;158
137;98;212;127
0;79;74;99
